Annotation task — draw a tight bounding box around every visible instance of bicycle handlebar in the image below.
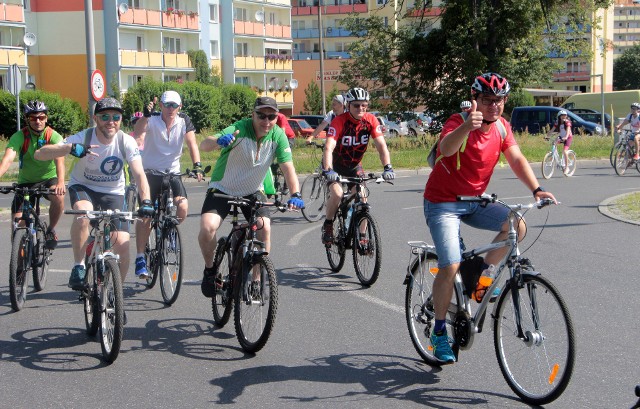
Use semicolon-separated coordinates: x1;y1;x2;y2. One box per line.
456;193;556;210
0;185;57;196
65;209;136;221
306;141;325;149
146;165;212;179
337;172;394;185
212;192;287;213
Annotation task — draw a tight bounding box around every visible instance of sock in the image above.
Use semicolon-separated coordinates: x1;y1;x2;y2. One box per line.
136;253;145;259
324;219;333;224
74;261;85;268
434;319;446;335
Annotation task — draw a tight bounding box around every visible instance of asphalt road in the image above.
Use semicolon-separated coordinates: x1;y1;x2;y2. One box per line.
1;160;639;408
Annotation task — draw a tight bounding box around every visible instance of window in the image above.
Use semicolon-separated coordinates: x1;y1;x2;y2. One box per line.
210;40;219;58
166;0;183;10
268;12;276;25
165;75;183;83
127;75;143;88
233;7;248;21
136;36;144;52
127;0;140;8
163;37;182;53
292;20;305;30
234;42;248;56
235;76;250;86
377;0;387;4
209;4;218;22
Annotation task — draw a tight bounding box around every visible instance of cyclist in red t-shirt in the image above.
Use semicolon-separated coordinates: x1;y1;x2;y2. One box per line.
320;87;394;245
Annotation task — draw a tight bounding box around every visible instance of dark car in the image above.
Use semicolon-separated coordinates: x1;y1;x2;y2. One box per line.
567;108;612;130
510;106;604;135
290;115;325;130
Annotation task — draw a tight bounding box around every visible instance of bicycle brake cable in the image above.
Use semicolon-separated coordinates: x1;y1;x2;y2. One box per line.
518;207;550;256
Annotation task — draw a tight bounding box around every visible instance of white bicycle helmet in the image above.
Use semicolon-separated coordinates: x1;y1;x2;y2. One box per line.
557;110;568;118
460;100;472;110
345;87;370;103
631;102;640;109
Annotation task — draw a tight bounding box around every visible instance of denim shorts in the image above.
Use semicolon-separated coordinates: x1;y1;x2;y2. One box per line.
424;199;509;268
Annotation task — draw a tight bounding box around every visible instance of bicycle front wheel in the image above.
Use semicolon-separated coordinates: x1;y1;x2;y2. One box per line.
563;150;577;177
301;174;326;222
211;238;233;327
99;257;124;363
144;223;159;288
614;145;630;176
352;212;382;286
159;223;183;305
83;260;100;336
541;152;555;179
493;274;575;405
325;215;346;272
9;229;30;311
32;223;50;292
234;254;278;353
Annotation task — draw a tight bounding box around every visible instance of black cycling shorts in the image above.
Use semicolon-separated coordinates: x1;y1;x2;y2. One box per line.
68;184;129;232
201;189;271;221
11;178;58;214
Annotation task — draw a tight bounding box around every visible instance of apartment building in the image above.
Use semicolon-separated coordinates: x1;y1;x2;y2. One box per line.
0;1;27;92
613;0;640;58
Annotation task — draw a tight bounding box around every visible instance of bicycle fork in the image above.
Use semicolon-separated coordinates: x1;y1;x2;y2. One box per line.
241;241;268;305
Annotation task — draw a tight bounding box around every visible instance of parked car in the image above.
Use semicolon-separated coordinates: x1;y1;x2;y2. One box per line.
567;108;612;131
371;112;409;137
388;112;425;136
290;115;325;130
288;118;325;139
510;106;604;135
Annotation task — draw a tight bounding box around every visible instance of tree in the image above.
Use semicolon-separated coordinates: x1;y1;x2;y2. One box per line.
340;0;612;116
302;81;323;114
613;44;640;90
188;49;213;85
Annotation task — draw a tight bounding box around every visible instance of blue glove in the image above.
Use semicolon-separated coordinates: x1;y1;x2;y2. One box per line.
322;169;340;182
287;193;304;209
217;133;235;148
70;143;89;158
137;199;154;217
382;164;395;181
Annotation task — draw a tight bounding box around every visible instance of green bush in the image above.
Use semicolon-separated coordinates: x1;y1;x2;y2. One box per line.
0;90;86;138
505;88;535;120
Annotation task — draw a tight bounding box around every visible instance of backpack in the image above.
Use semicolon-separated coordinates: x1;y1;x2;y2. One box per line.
83;128;128;165
427;112;507;170
20;126;53;164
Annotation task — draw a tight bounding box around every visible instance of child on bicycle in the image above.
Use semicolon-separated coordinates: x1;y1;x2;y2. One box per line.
616;102;640;160
546;110;573;175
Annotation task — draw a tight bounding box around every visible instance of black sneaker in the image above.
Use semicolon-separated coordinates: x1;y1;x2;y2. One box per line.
321;221;334;246
45;229;58;250
201;267;216;298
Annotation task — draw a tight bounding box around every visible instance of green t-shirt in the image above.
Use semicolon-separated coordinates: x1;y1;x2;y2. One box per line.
7;127;63;184
209;118;292;197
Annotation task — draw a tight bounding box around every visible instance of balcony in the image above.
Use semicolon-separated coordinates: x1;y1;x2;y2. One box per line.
293;51;350;60
235;56;265;70
405;7;443;18
292;3;367;15
293;27;353;38
265;23;291;38
0;3;24;23
0;48;25;66
259;91;293;104
614;26;640;34
119;50;193;68
265;58;293;71
162;11;199;30
235;21;292;38
119;8;162;26
553;71;591;82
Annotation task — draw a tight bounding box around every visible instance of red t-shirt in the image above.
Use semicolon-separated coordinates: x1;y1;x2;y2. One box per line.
327;112;383;169
276;113;296;139
424;115;517;203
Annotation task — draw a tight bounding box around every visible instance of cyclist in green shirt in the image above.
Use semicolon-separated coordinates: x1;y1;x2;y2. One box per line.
0;100;65;249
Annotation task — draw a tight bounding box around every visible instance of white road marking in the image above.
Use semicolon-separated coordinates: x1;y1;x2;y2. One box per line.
287;223;320;246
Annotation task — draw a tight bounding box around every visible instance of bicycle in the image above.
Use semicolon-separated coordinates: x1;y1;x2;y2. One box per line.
300;141;327;222
404;194;575;405
0;185;56;312
124;166;137;213
209;192;286;353
613;129;640;176
143;166;210;305
325;173;391;286
541;135;576;179
65;208;135;363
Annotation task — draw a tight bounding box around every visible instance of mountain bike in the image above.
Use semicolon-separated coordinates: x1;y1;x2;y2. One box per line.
300;141;327;222
541;135;576;179
209;192;285;353
65;209;135;363
143;166;209;305
404;194;575;405
613;129;640;176
124;166;137;213
0;185;55;312
325;173;391;286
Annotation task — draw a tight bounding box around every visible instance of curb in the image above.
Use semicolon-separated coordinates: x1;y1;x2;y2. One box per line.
598;192;640;226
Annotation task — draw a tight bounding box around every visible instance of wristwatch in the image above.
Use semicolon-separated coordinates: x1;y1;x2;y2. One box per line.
532;186;544;197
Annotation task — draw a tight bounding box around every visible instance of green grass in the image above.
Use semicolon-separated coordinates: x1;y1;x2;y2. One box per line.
608;192;640;223
0;131;616;182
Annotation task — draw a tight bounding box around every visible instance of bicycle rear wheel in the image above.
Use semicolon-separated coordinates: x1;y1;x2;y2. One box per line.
144;223;159;288
541;152;555;179
614;145;630;176
405;250;455;366
9;230;30;312
563;150;577;177
83;259;100;336
325;215;346;272
301;173;326;222
234;254;278;353
99;257;124;363
493;274;575;405
159;223;183;305
352;212;382;286
211;238;233;327
32;223;50;292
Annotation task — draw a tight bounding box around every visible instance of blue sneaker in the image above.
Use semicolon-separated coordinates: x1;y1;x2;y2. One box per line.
430;332;456;364
68;265;86;290
135;256;149;279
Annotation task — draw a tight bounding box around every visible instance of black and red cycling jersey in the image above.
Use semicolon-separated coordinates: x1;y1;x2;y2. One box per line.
327;112;383;169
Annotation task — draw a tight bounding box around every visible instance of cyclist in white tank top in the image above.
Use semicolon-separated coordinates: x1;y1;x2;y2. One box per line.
616;102;640;160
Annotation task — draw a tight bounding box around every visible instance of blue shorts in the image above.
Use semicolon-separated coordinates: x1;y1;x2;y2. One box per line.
424;199;509;268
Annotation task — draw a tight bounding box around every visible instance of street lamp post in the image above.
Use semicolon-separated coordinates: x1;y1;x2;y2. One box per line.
318;1;326;115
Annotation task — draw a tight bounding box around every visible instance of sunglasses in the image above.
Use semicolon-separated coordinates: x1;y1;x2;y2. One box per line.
255;111;277;121
29;115;47;122
351;103;368;109
479;97;505;106
163;102;180;109
98;114;122;122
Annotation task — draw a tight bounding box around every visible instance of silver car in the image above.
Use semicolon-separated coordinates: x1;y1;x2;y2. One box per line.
372;112;409;138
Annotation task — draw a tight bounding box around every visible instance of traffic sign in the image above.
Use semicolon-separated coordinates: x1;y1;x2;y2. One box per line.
7;64;21;96
90;69;106;100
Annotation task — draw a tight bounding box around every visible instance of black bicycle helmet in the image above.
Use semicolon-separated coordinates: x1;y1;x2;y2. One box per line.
24;100;48;116
471;73;511;97
345;87;370;103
